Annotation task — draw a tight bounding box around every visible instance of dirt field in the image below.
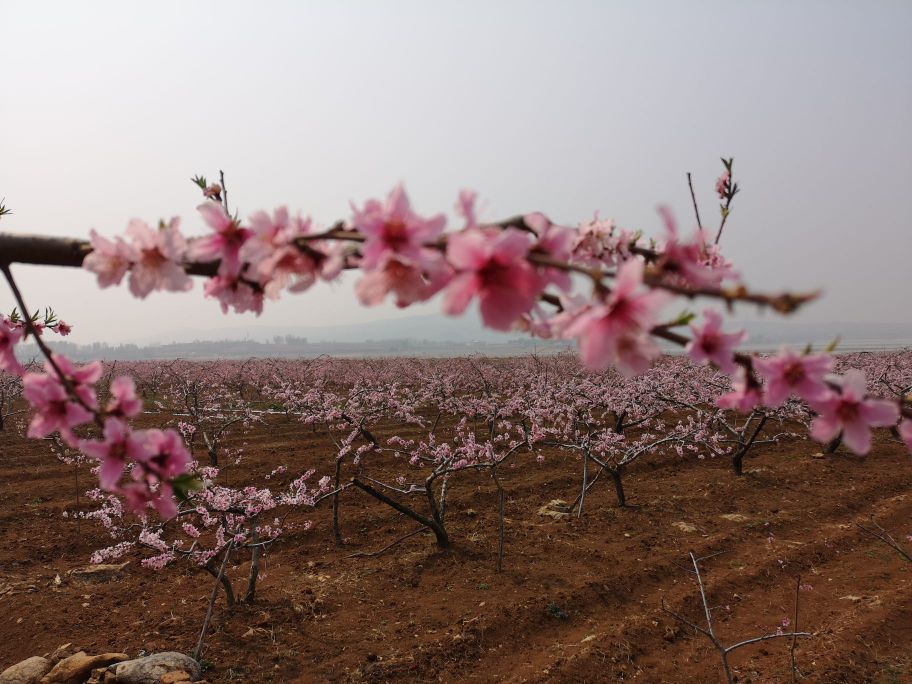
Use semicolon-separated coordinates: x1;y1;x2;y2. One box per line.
1;413;911;683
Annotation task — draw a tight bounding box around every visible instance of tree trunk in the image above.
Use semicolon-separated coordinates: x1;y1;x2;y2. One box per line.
609;467;626;507
332;458;343;546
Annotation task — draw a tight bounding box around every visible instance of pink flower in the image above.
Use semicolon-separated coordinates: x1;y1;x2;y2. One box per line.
51;354;103;407
901;419;912;453
525;212;575;292
79;418;148;490
121;481;178;519
241;209;326;297
83;230;135;288
22;371;95;444
203;184;222;200
203;275;264;315
240;206;293;265
716;367;762;412
55;321;72;336
351;184;446;272
754;348;832;407
356;256;450;308
559;259;669;374
810;369;900;455
456;189;478;230
106;376;142;418
686;309;746;373
188;203;252;277
136;428;192;481
656;207;731;287
0;317;24;375
126;218;192;298
443;228;540;330
716;171;730;199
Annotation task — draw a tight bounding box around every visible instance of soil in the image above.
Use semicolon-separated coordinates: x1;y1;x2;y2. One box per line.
1;412;911;683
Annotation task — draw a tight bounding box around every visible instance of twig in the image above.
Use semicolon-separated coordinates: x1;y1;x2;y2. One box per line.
855;519;912;563
791;574;801;681
687;172;704;233
662;551;812;684
193;540;234;662
346;526;428;559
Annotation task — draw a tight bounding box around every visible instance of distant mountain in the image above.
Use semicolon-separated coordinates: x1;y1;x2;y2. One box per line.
132;313;912;349
131;313;515;345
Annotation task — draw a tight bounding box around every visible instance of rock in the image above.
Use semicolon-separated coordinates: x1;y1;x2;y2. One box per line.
44;647;77;666
537;499;570;520
86;669;115;684
0;656;52;684
158;673;191;684
112;654;201;684
672;521;698;533
719;513;749;522
68;563;129;583
40;653;128;684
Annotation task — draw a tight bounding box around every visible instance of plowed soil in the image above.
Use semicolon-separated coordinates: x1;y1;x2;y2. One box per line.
1;412;911;683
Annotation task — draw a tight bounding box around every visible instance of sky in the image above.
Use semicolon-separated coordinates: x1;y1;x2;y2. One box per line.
1;0;910;344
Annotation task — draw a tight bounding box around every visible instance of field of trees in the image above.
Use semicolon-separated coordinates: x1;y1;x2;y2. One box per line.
1;353;911;682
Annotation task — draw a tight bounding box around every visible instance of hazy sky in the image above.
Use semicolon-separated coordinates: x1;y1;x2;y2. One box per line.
1;1;910;344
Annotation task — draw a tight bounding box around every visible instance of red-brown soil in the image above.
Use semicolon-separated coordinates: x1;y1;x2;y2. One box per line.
1;413;911;683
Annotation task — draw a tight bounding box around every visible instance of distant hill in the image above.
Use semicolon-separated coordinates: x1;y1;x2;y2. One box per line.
12;314;911;362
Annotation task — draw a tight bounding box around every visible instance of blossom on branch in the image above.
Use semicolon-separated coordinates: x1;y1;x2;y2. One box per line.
754;347;832;407
809;369;900;455
559;259;669;375
187;203;251;278
126;218;192;298
443;228;540;330
686;308;746;373
83;230;134;288
0;317;24;374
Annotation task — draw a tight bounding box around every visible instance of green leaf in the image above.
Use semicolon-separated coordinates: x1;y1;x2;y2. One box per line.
825;336;841;353
171;474;205;502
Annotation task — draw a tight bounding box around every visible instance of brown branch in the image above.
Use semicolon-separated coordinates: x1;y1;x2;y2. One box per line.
687;172;704;233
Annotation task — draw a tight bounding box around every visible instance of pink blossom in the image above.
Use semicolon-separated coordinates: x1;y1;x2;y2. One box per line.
686;308;746;373
121;481;178;519
754;348;832;407
525;212;575;292
188;203;252;277
22;372;94;444
809;369;900;455
242;210;327;297
106;376;143;418
716;171;730;199
83;230;135;288
443;228;540;330
456;189;478;230
351;184;446;272
656;206;730;287
79;418;149;490
126;218;192;298
901;419;912;453
203;184;222;200
50;354;102;408
136;428;192;482
559;259;669;374
203;275;264;315
55;321;72;336
355;256;450;308
0;317;24;375
240;206;293;265
716;367;762;412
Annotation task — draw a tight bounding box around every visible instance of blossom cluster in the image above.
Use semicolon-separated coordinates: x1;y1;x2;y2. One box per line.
4;159;911;524
2;315;191;516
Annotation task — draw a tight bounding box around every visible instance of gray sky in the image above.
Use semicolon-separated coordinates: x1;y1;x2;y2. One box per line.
1;0;910;344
